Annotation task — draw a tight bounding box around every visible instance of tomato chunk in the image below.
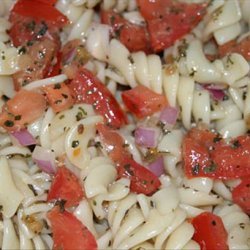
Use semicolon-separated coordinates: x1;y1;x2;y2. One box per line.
13;38;58;91
218;37;250;61
117;156;161;195
232;178;250;214
101;10;151;53
183;128;250;179
47;207;97;250
47;166;85;208
192;212;228;250
43;83;75;113
0;90;46;132
137;0;207;52
122;85;167;119
69;69;127;128
10;0;68;28
97;123;161;195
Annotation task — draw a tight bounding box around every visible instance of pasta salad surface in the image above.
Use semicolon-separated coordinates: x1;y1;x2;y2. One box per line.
0;0;249;249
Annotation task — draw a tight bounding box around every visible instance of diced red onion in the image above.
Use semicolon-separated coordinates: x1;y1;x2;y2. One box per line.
203;85;225;101
134;127;157;148
159;106;179;125
32;146;56;174
148;157;165;177
10;129;36;146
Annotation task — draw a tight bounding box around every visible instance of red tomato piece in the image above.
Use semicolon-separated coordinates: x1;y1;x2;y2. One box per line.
137;0;207;52
12;38;58;91
97;123;131;163
232;178;250;215
192;212;228;250
117;156;161;195
10;0;68;28
43;83;75;113
101;10;151;53
46;52;62;77
183;128;250;179
97;123;160;195
121;85;168;119
47;207;97;250
69;68;127;128
47;166;85;208
37;0;57;5
218;37;250;61
0;90;46;132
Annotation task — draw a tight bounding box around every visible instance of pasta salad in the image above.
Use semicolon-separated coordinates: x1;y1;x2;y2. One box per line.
0;0;249;249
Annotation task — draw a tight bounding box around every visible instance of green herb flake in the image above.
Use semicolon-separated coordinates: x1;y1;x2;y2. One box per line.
203;162;217;174
14;115;22;121
71;140;79;148
4;120;14;127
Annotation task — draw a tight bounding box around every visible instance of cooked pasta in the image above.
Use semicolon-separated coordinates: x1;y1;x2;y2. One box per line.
0;0;250;249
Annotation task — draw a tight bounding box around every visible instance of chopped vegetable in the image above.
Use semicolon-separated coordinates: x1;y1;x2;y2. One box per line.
134;126;158;148
47;207;97;250
97;123;161;195
137;0;207;52
43;82;75;113
192;212;228;250
232;178;250;214
32;146;56;174
47;166;85;207
122;85;168;119
70;68;127;128
183;128;250;179
0;90;46;132
10;129;36;146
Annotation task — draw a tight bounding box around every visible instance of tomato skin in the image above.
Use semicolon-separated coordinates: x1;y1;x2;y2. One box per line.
69;69;127;129
97;123;130;163
183;128;250;179
117;157;161;195
46;52;62;77
10;0;68;28
232;178;250;215
192;212;228;250
218;37;250;61
97;123;160;195
13;38;58;91
43;83;75;113
37;0;57;5
122;85;167;119
47;207;97;250
101;10;151;53
137;0;206;52
47;166;85;208
0;90;46;132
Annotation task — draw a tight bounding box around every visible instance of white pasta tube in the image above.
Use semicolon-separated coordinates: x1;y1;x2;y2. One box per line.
86;24;111;61
68;9;94;41
204;0;241;39
108;39;137;87
74;200;97;237
65;115;103;169
152;187;179;215
0;157;23;218
113;207;144;248
117;209;175;249
162;64;179;107
147;54;162;94
84;163;117;198
132;52;150;88
192;90;210;124
2;218;20;250
177;76;195;129
165;222;194;250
